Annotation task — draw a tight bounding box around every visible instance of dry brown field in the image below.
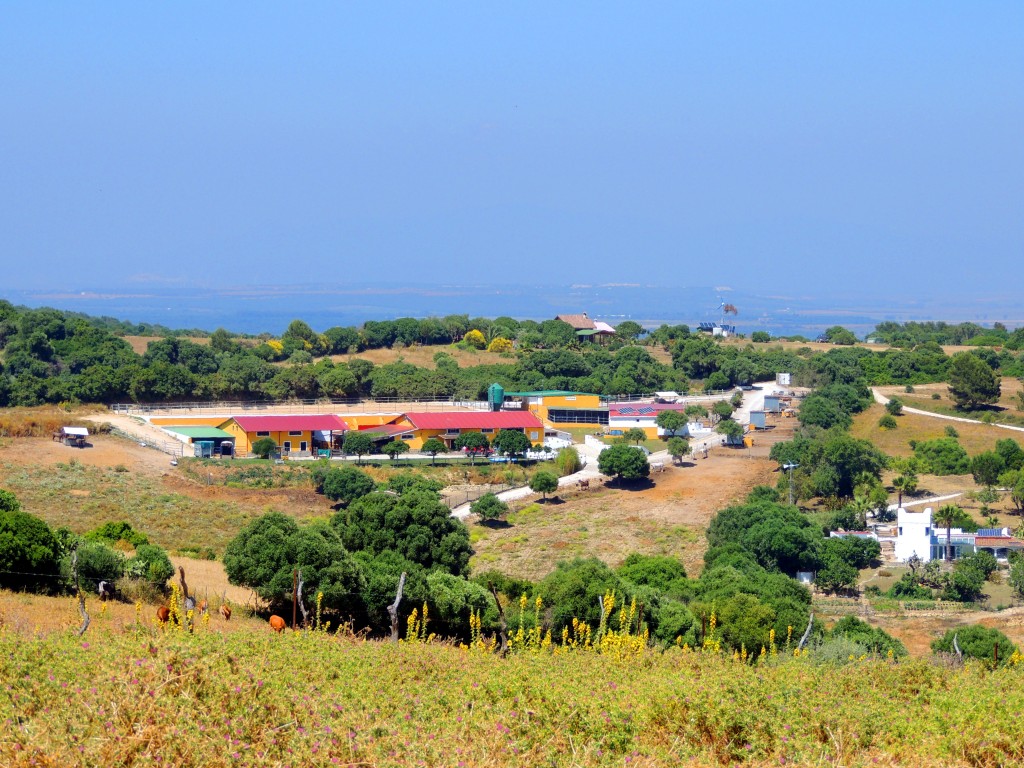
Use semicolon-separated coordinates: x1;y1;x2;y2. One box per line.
330;344;511;368
123;335;211;354
851;401;1013;457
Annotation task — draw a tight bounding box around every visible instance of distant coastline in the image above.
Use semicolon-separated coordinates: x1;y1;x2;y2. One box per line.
3;282;1021;338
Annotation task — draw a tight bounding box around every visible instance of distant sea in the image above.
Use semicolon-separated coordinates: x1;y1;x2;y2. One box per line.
4;283;1021;339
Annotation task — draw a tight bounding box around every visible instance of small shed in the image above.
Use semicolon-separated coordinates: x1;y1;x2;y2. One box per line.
165;426;235;457
749;410;767;429
776;372;792;386
764;395;782;413
60;426;89;448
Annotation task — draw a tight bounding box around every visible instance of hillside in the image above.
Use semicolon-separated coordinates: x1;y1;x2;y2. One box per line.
0;623;1021;767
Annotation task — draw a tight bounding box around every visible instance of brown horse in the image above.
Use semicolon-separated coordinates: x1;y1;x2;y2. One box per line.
156;606;171;625
269;615;287;633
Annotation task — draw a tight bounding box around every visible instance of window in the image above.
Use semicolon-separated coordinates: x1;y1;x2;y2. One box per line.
401;433;414;440
300;441;308;452
565;396;576;401
256;431;270;437
481;428;494;434
288;431;302;436
283;441;291;452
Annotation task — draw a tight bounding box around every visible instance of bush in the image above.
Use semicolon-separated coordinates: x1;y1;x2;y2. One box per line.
931;624;1017;667
829;616;907;657
251;437;278;459
554;447;582;476
529;471;559;500
471;493;508;522
0;491;61;593
127;544;174;585
914;438;970;475
322;466;376;505
885;398;903;416
933;393;942;400
63;540;126;587
85;521;149;548
878;415;898;430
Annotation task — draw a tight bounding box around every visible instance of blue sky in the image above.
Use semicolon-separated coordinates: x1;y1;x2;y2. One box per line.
1;3;1021;299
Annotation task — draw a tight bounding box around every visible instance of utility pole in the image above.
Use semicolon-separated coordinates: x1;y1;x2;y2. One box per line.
783;462;799;506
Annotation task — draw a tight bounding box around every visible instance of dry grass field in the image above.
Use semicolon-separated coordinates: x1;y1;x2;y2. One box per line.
851;402;1013;458
331;344;512;369
123;335;211;354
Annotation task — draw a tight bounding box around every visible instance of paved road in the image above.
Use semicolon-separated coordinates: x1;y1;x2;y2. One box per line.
872;388;1024;434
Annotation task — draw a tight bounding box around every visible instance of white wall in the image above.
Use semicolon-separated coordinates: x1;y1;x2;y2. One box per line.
894;506;933;562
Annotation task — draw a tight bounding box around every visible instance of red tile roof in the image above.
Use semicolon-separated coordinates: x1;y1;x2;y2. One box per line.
228;415;348;432
556;313;596;330
403;411;543;431
974;536;1024;548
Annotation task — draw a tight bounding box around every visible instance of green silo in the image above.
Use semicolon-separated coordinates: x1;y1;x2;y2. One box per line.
487;383;505;411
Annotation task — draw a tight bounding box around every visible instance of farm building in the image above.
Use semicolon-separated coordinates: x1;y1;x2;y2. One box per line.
555;313;617;343
502;390;606;429
606;403;704;439
393;411;544;450
162;426;235;457
217;414;348;457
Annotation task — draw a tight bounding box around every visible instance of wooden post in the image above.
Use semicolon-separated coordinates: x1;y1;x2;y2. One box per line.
292;570;299;630
488;582;508;657
797;612;814;651
387;572;407;643
179;566;195;632
72;549;90;637
296;571;309;628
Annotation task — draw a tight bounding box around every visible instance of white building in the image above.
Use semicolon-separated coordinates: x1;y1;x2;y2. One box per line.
894;506;933;563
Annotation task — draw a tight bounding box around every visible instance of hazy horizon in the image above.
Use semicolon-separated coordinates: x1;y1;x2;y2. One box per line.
2;4;1022;302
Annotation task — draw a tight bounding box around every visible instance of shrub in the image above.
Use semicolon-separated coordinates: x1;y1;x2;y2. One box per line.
127;544;174;585
931;624;1017;667
554;447;582;476
529;471;559;501
885;398;903;416
471;493;508;522
63;540;126;587
251;437;278;459
878;415;898;430
932;393;942;400
0;490;61;593
322;466;376;505
85;521;149;548
914;438;970;475
944;425;959;438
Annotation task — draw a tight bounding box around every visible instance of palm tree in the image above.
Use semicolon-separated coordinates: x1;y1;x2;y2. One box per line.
933;504;962;562
892;472;918;509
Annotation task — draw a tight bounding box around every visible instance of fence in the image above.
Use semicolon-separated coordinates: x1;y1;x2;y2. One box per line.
441;484;515;509
110;427;184;458
110;397;490;416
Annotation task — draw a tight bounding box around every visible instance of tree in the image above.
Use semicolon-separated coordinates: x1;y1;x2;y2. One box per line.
712;400;734;421
885;398;904;416
322;466;376;506
334;487;472;576
529;471;558;501
825;326;857;345
1010;557;1024;599
623;427;647;446
598;444;650;483
615;321;644;341
892;466;919;509
463;329;486;349
63;540;125;586
0;497;62;593
667;436;689;465
914;438;970;475
655;410;685;437
382;440;410;463
454;431;490;465
492;429;531;458
127;543;175;585
420;437;447;466
933;504;962;562
471;492;508;522
224;512;365;613
716;419;744;444
947;352;1000;410
251;437;278;459
970;451;1006;488
343;432;375;464
751;331;771;343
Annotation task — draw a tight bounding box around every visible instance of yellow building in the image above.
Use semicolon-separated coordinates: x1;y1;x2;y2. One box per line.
217;414;348;457
503;390;608;430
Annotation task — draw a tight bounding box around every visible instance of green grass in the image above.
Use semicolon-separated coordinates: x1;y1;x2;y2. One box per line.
2;627;1024;766
0;458;326;555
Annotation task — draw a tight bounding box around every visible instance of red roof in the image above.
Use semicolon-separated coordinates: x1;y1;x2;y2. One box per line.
975;536;1024;549
403;411;543;431
229;415;348;432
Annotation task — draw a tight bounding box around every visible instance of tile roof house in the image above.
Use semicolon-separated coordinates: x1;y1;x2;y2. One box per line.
218;414;348;457
395;411;545;449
